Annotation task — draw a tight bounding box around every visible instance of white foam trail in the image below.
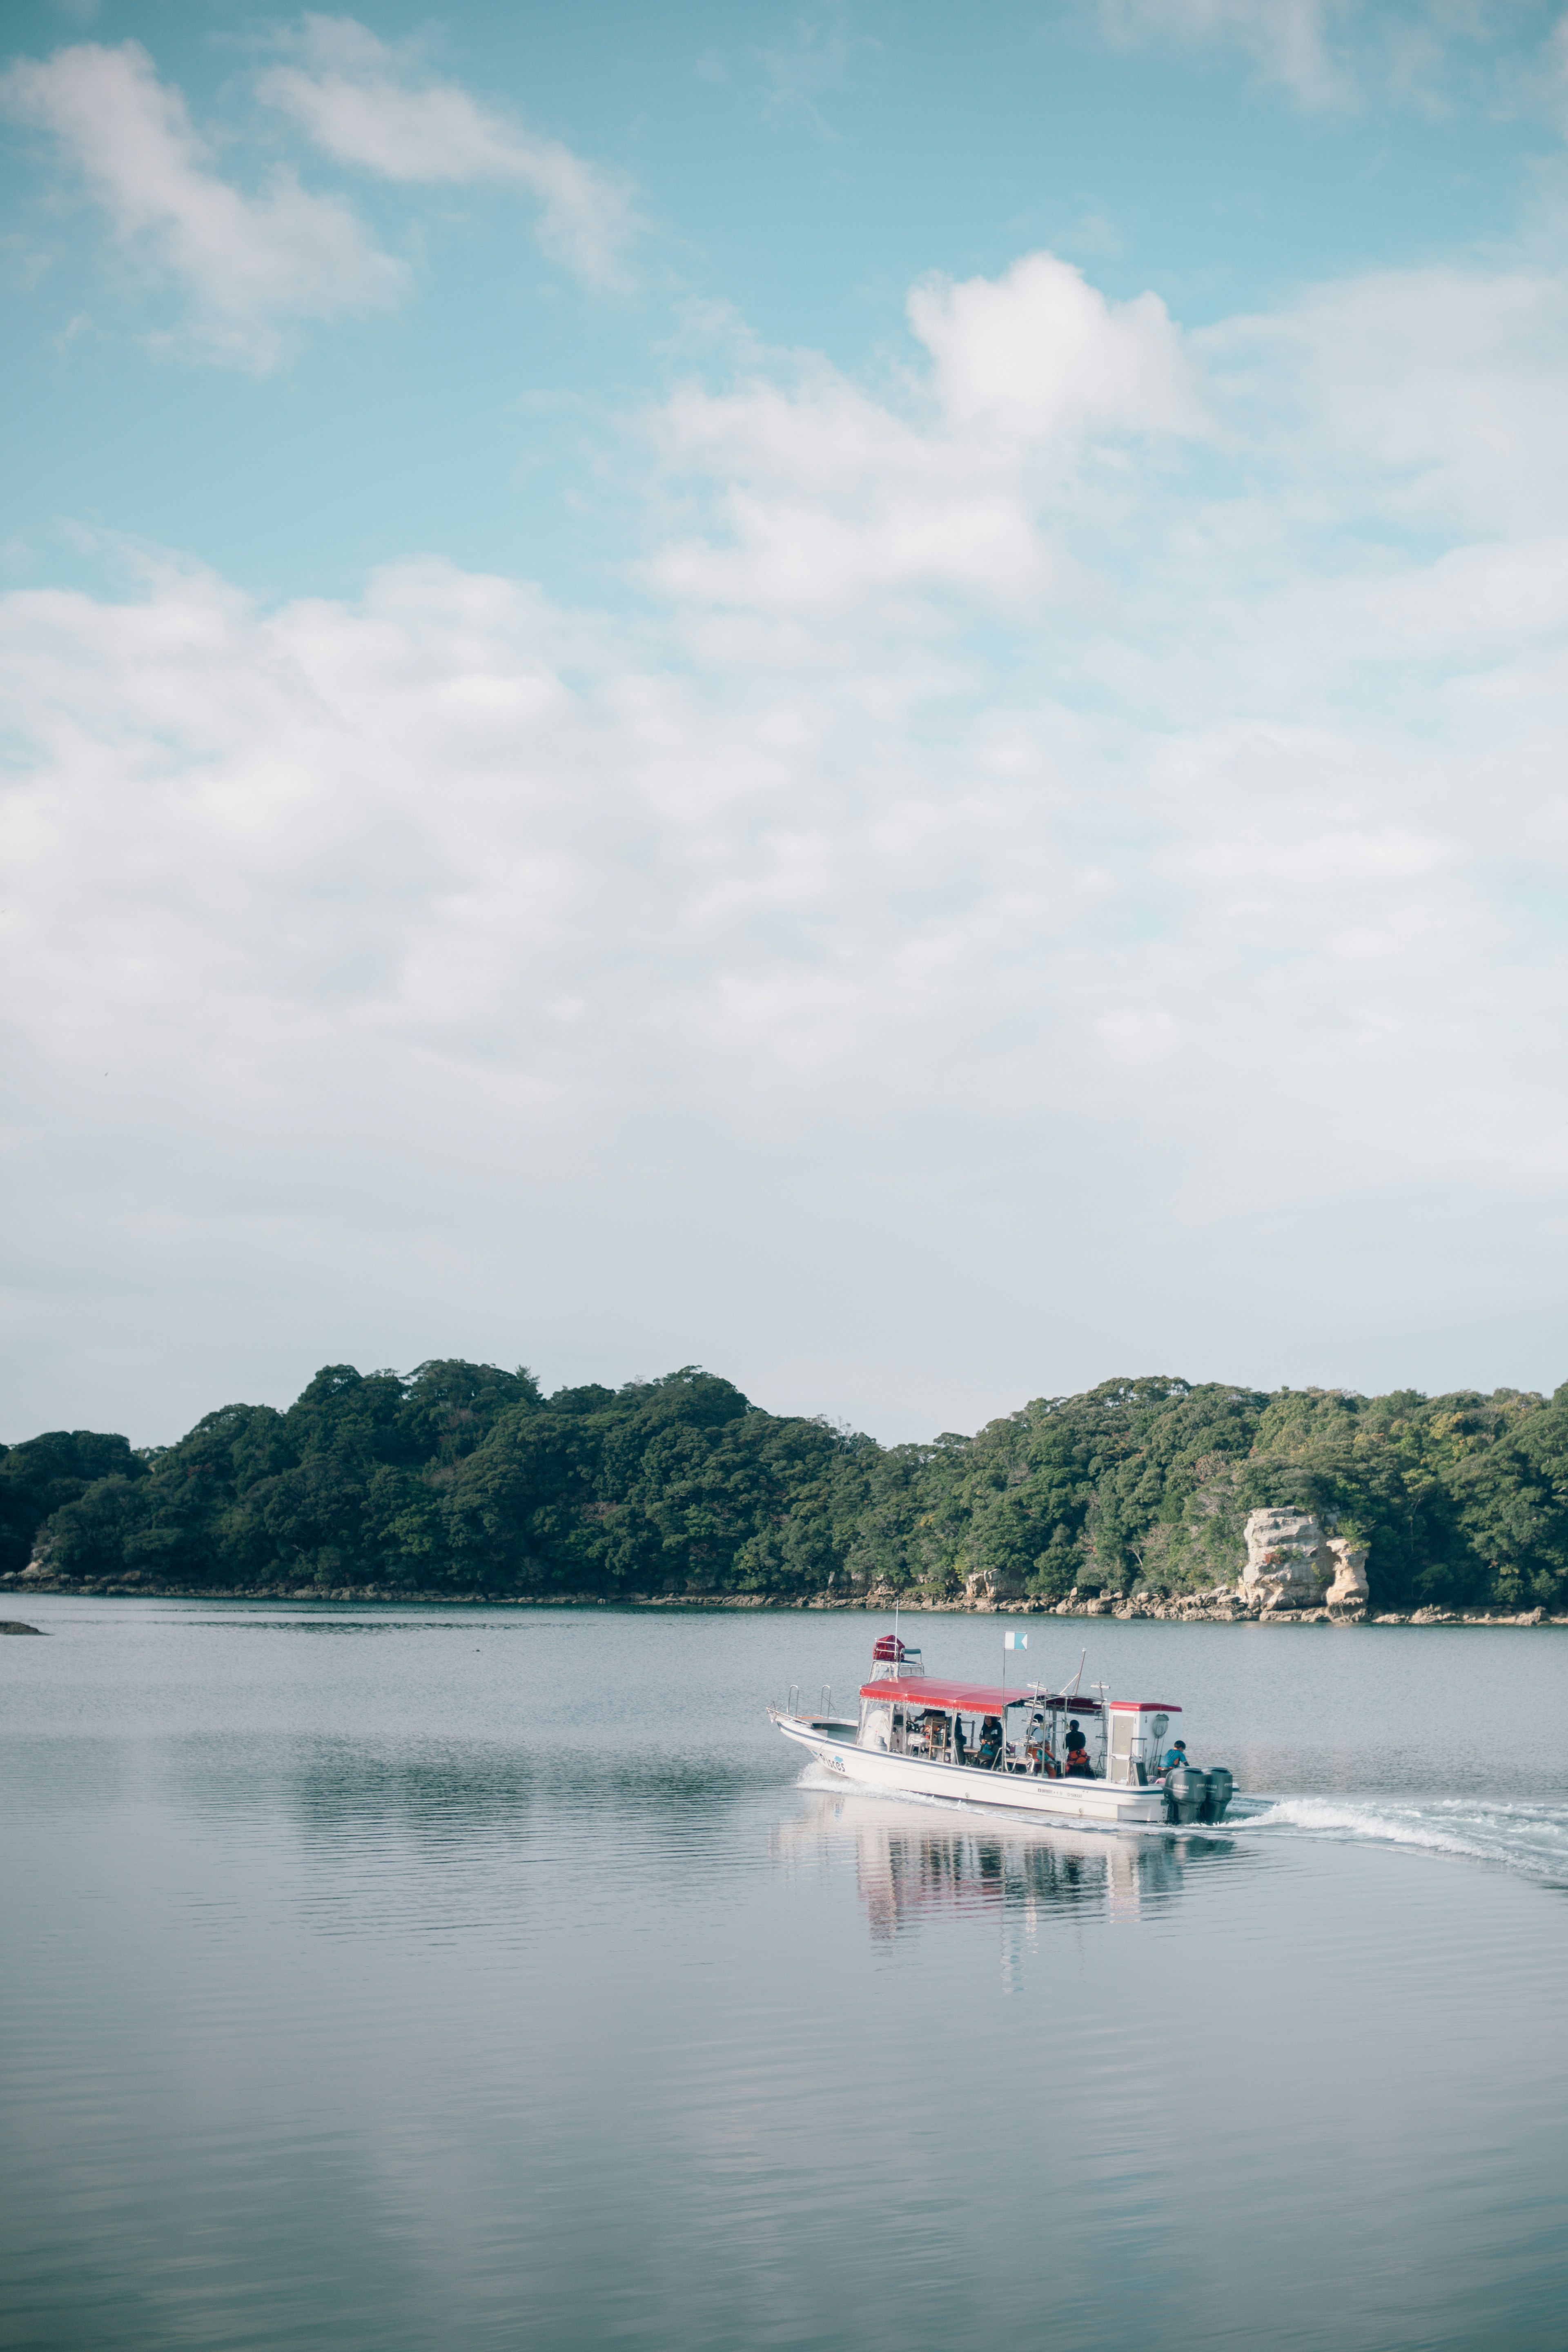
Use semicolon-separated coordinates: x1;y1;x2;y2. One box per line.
794;1767;1568;1877
1238;1794;1568;1885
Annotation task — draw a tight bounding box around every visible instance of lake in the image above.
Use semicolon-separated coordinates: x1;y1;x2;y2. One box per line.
3;1600;1566;2351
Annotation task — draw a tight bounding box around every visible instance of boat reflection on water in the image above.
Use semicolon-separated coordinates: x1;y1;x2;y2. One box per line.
775;1782;1244;1950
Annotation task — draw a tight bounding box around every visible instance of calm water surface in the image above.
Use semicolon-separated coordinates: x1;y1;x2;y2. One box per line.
3;1602;1567;2352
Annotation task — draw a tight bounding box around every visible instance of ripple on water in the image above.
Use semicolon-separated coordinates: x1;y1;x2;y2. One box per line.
4;1602;1568;2352
1238;1793;1568;1885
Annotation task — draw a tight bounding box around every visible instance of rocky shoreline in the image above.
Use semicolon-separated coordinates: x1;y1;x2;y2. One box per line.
2;1572;1562;1625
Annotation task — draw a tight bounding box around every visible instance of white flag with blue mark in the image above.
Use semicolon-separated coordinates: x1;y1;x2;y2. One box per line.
1004;1630;1027;1650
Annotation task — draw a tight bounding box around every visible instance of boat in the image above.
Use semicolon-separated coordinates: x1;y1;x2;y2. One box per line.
769;1631;1234;1829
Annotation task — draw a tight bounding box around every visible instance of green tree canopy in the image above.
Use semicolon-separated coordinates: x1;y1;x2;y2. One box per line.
12;1365;1568;1611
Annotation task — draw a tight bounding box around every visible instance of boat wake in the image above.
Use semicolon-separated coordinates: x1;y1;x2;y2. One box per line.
796;1764;1568;1883
1237;1794;1568;1886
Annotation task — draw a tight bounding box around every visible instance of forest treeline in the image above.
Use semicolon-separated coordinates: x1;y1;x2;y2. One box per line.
5;1363;1568;1613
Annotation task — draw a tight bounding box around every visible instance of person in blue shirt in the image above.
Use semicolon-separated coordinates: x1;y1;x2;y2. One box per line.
1163;1738;1189;1775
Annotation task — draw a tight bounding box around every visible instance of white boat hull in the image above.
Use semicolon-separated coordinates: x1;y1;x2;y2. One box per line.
773;1712;1170;1827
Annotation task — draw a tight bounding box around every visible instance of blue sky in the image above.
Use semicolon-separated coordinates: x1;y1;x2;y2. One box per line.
5;2;1562;597
6;0;1568;1443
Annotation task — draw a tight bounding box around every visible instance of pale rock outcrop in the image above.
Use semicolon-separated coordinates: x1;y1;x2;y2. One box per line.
964;1567;1027;1606
1242;1512;1369;1612
1324;1539;1369;1610
1242;1510;1332;1608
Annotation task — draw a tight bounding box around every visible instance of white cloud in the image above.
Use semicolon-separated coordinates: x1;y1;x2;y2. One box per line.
755;14;874;136
909;252;1200;441
639;252;1203;614
1202;264;1568;537
0;39;406;367
11;245;1568;1434
1087;0;1353;105
258;16;636;285
1079;0;1563;115
641;370;1053;611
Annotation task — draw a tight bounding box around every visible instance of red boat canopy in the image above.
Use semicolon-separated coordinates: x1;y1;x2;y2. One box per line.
858;1679;1102;1713
1105;1699;1182;1714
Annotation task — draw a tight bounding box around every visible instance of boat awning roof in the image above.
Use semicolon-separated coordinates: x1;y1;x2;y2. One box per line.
858;1679;1102;1713
1106;1699;1182;1713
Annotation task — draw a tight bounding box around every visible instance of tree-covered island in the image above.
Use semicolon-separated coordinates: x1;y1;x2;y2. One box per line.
4;1364;1568;1619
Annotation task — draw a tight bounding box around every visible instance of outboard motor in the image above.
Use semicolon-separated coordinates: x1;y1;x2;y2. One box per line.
1163;1765;1207;1825
1200;1766;1234;1824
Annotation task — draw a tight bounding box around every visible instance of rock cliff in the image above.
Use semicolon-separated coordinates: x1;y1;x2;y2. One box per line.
1241;1510;1367;1612
1324;1537;1370;1609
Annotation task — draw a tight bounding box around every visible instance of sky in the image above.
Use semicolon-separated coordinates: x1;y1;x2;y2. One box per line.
6;0;1568;1447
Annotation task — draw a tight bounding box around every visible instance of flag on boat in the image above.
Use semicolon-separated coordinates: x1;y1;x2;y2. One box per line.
1004;1630;1027;1650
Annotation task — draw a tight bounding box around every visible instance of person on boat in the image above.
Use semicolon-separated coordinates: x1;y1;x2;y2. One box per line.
977;1717;1003;1770
953;1713;967;1765
1064;1723;1094;1779
1025;1715;1059;1776
1162;1738;1189;1776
